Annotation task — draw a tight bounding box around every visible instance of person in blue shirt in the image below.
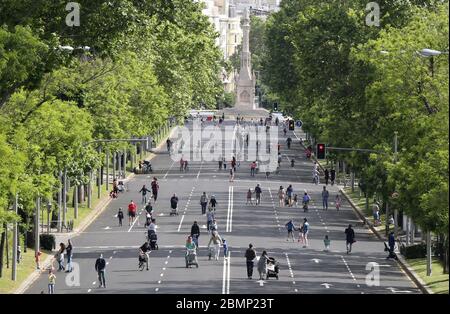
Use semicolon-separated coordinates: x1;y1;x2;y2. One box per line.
222;238;228;258
285;220;296;242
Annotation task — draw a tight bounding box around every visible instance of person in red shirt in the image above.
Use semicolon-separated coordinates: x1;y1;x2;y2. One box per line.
128;200;137;226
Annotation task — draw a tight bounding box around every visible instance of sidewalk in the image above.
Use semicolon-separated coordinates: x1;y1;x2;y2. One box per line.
13;126;178;294
340;189;433;294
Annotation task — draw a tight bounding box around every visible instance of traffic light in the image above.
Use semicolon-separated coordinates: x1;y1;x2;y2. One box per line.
317;143;326;159
273;102;278;111
288;120;295;131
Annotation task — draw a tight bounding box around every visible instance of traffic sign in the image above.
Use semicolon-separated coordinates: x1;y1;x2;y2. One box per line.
296;120;303;128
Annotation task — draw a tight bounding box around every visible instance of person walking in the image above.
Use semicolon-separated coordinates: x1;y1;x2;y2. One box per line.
200;192;208;215
229;167;235;182
324;235;331;252
145;201;153;216
206;209;215;233
128;200;137;226
191;221;200;248
170;194;179;213
345;224;355;254
286;185;294;207
207;231;222;260
117;207;124;226
184;160;189;172
246;189;253;205
257;251;269;280
387;231;398;260
278;186;285;207
255;184;262;205
324;169;330;185
166;138;172;154
250;161;256;177
372;200;380;225
322;186;329;210
179;157;184;172
302;192;311;212
222;238;228;258
286;137;292;149
151;178;159;203
65;239;73;273
56;243;65;272
35;251;42;270
335;194;341;211
245;244;257;279
223;157;227;170
313;168;320;185
285;220;296;242
139;185;151;205
48;270;56;294
330;168;336;186
218;156;223;170
95;254;106;288
231;156;237;171
301;218;310;248
209;195;218;212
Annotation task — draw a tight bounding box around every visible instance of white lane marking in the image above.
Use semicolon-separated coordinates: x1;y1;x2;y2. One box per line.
128;208;144;232
227;252;231;294
158;280;161;284
177;186;195;232
155;288;159;292
222;253;227;294
340;255;357;282
109;256;113;259
229;186;234;232
160;273;164;277
196;161;203;179
165;261;168;265
92;281;96;285
177;215;185;232
163;160;176;179
226;186;231;232
285;253;298;292
321;283;333;289
87;289;92;293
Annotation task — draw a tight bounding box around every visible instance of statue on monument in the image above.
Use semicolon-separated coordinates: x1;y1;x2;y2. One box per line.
235;7;257;110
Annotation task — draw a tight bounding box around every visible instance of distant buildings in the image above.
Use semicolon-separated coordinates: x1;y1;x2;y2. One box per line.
200;0;279;94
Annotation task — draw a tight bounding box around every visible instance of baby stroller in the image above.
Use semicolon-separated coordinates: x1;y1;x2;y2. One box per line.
170;205;179;216
149;232;158;250
266;257;279;280
143;161;153;173
185;249;199;268
384;242;398;260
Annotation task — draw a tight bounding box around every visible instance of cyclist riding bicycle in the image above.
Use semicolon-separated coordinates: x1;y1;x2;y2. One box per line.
139;241;151;271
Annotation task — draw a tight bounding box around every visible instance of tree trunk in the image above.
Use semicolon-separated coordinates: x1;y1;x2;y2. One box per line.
0;226;6;277
351;171;355;192
444;234;449;274
6;228;9;268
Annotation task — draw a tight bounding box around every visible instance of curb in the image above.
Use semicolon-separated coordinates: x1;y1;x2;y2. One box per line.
13;126;177;294
340;189;433;294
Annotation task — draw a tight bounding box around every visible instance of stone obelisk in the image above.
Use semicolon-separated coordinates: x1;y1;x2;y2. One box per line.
235;7;256;110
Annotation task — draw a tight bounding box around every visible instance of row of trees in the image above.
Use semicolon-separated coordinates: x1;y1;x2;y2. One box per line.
0;0;223;271
262;0;448;273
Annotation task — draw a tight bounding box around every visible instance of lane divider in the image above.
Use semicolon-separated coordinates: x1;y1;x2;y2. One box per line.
222;251;231;294
177;186;196;232
226;186;234;232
